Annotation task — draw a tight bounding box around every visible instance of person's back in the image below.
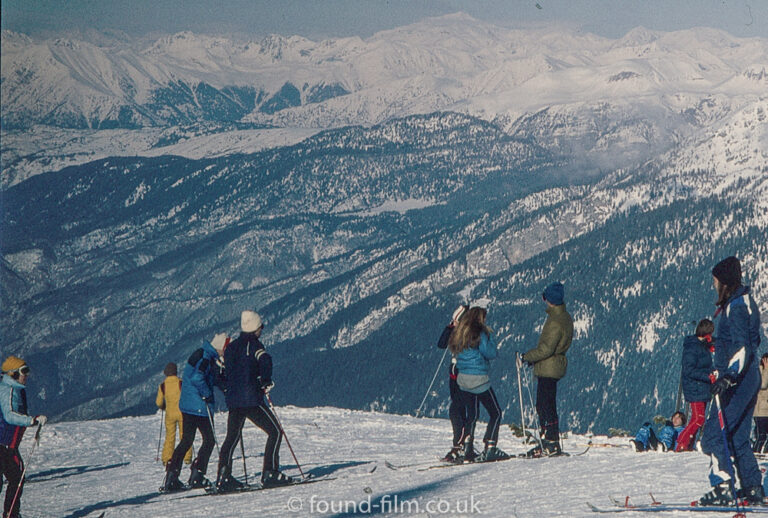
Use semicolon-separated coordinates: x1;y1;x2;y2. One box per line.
224;332;270;409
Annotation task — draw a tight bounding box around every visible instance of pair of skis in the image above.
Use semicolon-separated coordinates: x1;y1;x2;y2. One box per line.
160;473;336;500
588;495;768;514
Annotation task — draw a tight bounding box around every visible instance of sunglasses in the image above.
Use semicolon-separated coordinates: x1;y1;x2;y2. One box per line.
18;366;30;375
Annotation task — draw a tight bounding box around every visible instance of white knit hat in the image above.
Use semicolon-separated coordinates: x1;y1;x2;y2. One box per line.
241;310;263;333
211;333;228;353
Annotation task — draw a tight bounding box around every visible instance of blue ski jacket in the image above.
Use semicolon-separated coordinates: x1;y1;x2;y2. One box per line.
223;332;273;409
0;375;34;448
179;340;222;417
681;335;713;403
714;285;762;382
455;332;497;376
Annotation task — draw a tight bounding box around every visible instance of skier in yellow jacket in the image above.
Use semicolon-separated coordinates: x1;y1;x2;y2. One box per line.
156;363;192;465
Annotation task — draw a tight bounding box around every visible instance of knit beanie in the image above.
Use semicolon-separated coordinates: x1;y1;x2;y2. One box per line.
543;282;565;305
2;356;26;374
163;362;177;377
712;256;741;287
241;310;263;333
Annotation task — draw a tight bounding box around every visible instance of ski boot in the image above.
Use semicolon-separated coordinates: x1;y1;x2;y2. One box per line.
463;437;477;463
698;482;735;506
261;470;296;488
741;485;766;506
441;445;465;464
160;467;185;493
524;439;561;458
629;439;644;452
187;466;212;489
214;464;245;493
476;442;510;462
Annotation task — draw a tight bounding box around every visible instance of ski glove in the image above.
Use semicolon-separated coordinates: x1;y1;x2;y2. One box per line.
711;375;736;396
261;380;274;394
33;415;47;427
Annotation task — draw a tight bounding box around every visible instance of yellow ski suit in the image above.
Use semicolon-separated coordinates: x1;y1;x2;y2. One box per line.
156;375;192;465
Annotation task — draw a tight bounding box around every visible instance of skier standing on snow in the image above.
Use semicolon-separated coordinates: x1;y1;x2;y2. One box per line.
156;362;192;466
676;319;714;451
436;305;469;463
448;306;508;462
699;256;763;506
161;334;226;492
521;282;573;457
215;310;294;491
1;356;47;518
752;354;768;453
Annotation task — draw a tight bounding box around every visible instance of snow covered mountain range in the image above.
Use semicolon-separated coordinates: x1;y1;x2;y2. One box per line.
1;14;766;433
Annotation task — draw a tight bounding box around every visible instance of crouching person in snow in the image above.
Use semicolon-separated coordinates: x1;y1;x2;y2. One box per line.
1;357;46;518
676;319;714;452
156;362;192;466
161;334;226;492
630;412;686;452
448;306;508;463
215;310;294;491
436;305;469;463
522;282;573;457
699;256;763;506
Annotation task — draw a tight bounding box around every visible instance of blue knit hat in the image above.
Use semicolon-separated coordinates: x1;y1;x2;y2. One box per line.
543;282;565;305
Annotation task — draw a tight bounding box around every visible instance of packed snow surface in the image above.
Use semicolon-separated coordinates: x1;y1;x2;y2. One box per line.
15;405;754;517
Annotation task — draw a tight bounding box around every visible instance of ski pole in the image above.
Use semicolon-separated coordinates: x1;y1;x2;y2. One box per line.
522;365;545;453
239;430;248;485
205;403;221;460
156;408;164;462
266;394;306;479
415;347;448;418
713;393;741;515
515;353;527;442
9;423;42;517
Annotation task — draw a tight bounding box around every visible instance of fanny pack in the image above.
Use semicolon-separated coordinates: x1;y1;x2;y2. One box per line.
457;373;490;394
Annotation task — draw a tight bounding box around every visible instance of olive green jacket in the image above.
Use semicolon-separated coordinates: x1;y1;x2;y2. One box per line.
523;304;573;380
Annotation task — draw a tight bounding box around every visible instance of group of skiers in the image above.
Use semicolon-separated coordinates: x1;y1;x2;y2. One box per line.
156;310;295;493
1;256;764;515
436;281;574;463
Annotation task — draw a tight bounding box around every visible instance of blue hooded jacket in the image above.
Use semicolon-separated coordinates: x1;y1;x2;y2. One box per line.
179;340;221;417
715;285;762;381
681;335;713;403
455;332;497;376
0;375;35;448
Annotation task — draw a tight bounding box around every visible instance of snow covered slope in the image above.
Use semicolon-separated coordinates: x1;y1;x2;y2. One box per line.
17;405;741;518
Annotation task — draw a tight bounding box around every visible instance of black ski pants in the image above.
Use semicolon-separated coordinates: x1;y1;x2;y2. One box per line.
0;445;23;518
448;364;468;447
460;386;503;446
219;405;282;475
168;413;215;475
536;376;560;442
754;417;768;453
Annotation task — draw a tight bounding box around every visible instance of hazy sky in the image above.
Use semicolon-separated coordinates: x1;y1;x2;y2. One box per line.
2;0;766;40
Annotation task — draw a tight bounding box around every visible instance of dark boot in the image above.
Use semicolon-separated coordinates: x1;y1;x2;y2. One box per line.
161;466;184;493
542;439;562;456
463;436;476;463
261;469;296;488
743;485;766;506
214;464;244;493
441;445;464;464
476;441;510;462
699;482;735;506
187;466;212;489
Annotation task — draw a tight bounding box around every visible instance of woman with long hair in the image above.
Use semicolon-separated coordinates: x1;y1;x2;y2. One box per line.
448;306;507;462
698;256;763;506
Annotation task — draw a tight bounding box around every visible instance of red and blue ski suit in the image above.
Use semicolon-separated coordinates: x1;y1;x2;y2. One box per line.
1;374;35;518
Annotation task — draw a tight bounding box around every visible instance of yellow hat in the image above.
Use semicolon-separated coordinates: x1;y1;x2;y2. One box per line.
2;356;26;373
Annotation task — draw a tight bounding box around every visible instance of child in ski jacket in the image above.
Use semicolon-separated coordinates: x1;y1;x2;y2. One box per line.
436;305;469;463
631;412;686;452
162;336;226;492
156;362;192;465
1;356;46;518
676;319;714;451
699;256;764;506
448;306;507;462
